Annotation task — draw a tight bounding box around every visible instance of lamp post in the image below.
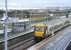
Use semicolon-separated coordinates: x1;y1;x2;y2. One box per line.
4;0;8;50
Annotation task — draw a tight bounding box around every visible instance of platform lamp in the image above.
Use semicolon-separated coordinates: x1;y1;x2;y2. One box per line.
4;0;8;50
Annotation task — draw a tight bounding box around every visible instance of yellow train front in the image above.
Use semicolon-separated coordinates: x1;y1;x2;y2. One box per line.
33;24;47;41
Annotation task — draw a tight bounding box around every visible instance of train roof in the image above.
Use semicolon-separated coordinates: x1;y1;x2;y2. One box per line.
47;18;68;25
33;24;47;27
32;18;68;28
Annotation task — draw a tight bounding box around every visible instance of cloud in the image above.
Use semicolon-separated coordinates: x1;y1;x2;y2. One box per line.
0;0;71;9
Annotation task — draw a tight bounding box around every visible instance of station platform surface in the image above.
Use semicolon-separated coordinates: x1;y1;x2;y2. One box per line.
27;26;71;50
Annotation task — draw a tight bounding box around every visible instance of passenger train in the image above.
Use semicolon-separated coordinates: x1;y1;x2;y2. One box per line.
32;18;70;40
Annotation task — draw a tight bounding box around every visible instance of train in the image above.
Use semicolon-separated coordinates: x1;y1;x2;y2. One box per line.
32;18;70;41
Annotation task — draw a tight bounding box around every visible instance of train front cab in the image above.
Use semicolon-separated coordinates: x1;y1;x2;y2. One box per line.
33;24;47;42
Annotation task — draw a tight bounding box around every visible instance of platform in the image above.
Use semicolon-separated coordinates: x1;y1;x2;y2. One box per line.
27;26;71;50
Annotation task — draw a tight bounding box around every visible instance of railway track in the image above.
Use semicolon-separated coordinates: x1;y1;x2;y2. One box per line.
9;37;35;50
0;32;35;50
0;24;70;50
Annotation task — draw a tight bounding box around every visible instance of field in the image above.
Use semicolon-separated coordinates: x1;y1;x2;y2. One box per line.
0;23;12;30
31;17;48;21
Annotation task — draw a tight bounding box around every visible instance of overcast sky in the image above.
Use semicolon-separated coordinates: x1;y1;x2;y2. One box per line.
0;0;71;9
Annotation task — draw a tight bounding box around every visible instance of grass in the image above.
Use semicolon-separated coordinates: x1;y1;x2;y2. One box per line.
0;23;12;30
31;17;48;21
0;24;3;30
8;23;12;29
